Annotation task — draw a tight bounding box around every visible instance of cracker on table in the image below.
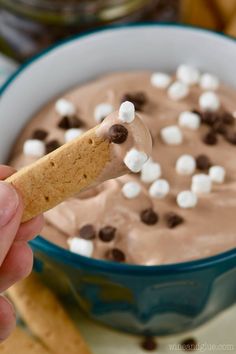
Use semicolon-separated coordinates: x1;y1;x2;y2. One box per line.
0;327;51;354
8;274;92;354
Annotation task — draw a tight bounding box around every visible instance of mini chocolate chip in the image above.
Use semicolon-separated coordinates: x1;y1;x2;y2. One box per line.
226;131;236;145
201;111;219;126
141;208;159;225
202;131;218;145
121;92;147;111
181;338;198;352
165;212;184;228
79;224;96;240
141;336;158;351
108;124;128;144
58;116;71;129
58;115;84;130
99;226;116;242
70;116;84;128
212;121;227;135
196;154;212;171
191;109;201;115
45;140;60;154
32;129;48;140
107;248;126;262
221;111;234;125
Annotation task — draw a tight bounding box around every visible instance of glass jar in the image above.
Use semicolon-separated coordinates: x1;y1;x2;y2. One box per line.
0;0;179;62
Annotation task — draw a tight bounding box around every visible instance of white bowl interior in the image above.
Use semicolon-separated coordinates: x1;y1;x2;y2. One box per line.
1;25;236;163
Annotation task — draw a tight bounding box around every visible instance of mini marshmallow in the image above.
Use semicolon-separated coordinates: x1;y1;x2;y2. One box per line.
94;103;114;123
177;190;198;208
55;98;76;117
64;128;84;142
200;73;219;90
167;81;189;101
209;166;225;184
119;101;135;123
176;64;200;85
141;158;162;183
150;72;172;89
178;111;201;130
191;174;212;194
124;148;148;173
176;154;196;175
68;237;94;257
23;139;46;157
149;179;170;199
160;125;183;145
199;91;220;112
122;181;141;199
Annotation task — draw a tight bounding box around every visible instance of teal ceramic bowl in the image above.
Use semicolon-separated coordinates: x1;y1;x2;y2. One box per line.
0;24;236;335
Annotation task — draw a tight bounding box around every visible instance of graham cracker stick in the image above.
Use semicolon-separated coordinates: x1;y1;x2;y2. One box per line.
0;327;51;354
6;127;110;223
7;274;92;354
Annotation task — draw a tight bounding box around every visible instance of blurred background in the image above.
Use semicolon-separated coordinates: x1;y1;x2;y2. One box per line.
1;0;236;83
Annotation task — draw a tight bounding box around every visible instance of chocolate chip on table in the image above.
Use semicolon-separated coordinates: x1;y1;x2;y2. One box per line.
181;338;198;352
79;224;96;240
165;212;184;229
141;337;158;351
121;92;147;111
108;124;128;144
140;208;159;225
107;248;126;262
202;131;218;145
225;131;236;145
99;226;116;242
58;115;84;130
32;129;48;140
45;140;60;153
196;154;211;171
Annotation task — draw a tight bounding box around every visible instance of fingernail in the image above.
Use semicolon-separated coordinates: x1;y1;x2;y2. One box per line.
0;182;19;228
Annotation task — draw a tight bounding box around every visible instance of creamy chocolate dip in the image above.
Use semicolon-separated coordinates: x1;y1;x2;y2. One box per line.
9;70;236;265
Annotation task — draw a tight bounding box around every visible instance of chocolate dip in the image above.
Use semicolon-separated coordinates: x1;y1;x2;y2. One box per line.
9;70;236;265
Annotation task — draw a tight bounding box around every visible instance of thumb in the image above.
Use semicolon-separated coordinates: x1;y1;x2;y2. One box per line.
0;182;22;265
0;182;19;228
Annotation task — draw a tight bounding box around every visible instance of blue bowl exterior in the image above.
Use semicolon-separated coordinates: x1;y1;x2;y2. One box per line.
31;236;236;335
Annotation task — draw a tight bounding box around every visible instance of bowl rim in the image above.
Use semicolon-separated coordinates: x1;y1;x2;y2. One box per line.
1;23;236;275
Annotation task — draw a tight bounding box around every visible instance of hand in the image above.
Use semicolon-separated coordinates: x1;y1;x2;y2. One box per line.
0;165;44;341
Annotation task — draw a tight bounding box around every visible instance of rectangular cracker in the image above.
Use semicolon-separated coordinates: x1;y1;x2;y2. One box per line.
6;127;110;222
7;274;92;354
0;327;51;354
